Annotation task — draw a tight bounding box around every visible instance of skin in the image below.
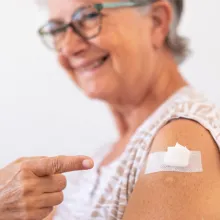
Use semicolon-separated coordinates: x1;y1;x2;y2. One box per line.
48;0;187;164
122;119;220;219
0;156;94;220
46;0;220;219
10;0;220;219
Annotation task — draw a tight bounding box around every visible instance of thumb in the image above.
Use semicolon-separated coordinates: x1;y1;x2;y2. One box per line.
0;157;47;186
12;156;47;165
24;155;94;177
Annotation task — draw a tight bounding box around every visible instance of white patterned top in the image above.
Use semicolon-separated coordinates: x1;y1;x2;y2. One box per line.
53;85;220;220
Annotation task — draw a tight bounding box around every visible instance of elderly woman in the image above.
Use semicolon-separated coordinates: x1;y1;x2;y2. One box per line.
37;0;220;219
1;0;220;219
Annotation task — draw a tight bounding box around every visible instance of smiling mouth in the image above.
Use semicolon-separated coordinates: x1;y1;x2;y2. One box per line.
76;55;109;74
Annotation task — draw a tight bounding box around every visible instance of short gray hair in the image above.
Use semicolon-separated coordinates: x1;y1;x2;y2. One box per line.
133;0;189;64
166;0;189;64
35;0;189;64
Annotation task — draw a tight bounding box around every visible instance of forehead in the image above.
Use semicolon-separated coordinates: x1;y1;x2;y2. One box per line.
48;0;116;21
48;0;84;21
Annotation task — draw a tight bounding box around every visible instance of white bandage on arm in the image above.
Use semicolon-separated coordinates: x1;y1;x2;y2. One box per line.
145;143;203;174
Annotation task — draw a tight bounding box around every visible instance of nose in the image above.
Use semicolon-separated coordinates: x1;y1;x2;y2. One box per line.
60;27;89;57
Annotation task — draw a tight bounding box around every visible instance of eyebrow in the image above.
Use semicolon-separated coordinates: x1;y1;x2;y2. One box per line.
47;2;91;24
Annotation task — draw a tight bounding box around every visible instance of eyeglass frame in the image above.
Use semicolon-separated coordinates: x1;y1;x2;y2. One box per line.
38;1;156;50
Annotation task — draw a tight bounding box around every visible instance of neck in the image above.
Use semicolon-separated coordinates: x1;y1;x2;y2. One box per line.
110;53;187;138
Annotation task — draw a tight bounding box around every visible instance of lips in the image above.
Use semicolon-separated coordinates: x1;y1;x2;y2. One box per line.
74;55;109;74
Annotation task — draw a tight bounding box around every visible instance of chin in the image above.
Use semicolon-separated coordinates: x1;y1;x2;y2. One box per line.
83;89;107;100
79;77;118;102
82;85;114;102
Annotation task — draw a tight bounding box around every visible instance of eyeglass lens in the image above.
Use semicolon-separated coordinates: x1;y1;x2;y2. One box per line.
41;5;102;50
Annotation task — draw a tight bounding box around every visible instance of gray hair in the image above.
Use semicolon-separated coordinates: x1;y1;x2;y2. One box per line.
165;0;189;64
134;0;189;64
35;0;189;64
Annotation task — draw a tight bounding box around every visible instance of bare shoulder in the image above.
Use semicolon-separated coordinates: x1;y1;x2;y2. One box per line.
123;119;220;220
152;119;220;167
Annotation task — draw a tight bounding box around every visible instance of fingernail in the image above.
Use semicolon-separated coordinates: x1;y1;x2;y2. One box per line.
82;159;93;169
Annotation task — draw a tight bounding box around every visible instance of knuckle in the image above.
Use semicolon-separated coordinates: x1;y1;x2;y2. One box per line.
23;215;28;220
51;156;63;173
55;174;67;190
21;199;29;210
56;191;64;204
21;207;30;220
17;170;29;183
20;161;30;172
30;195;44;209
20;180;36;195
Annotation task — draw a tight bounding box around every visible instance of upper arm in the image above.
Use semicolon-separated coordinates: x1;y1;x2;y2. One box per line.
123;119;220;220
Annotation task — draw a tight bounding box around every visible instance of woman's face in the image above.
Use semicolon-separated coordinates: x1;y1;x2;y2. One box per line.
48;0;170;105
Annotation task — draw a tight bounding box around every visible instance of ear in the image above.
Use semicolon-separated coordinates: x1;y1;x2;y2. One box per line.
150;1;172;50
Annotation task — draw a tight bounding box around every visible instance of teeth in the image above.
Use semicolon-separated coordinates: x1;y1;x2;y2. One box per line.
80;58;106;72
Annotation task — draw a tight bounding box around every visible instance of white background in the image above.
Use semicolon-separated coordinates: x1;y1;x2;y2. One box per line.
0;0;219;167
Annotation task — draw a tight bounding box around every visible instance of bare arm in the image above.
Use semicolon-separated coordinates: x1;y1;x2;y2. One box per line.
123;119;220;219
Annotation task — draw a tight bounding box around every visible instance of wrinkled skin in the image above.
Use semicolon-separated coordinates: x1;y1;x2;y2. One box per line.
0;156;93;220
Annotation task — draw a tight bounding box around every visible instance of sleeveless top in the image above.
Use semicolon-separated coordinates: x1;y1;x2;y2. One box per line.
53;85;220;220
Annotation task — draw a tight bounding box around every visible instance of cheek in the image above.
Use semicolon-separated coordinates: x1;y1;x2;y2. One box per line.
58;54;72;71
84;16;155;95
91;30;131;78
92;17;153;75
58;54;77;82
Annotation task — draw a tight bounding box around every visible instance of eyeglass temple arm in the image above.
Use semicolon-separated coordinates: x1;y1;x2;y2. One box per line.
95;1;149;11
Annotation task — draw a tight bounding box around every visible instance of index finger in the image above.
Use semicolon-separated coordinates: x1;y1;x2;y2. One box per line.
24;156;94;177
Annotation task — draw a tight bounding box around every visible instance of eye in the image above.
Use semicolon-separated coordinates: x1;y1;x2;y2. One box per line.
75;7;100;30
42;21;66;35
84;11;99;20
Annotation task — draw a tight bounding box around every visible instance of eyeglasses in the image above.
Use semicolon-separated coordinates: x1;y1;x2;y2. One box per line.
38;1;152;51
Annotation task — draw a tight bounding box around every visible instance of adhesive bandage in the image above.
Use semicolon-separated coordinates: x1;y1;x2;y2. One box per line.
145;142;203;174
